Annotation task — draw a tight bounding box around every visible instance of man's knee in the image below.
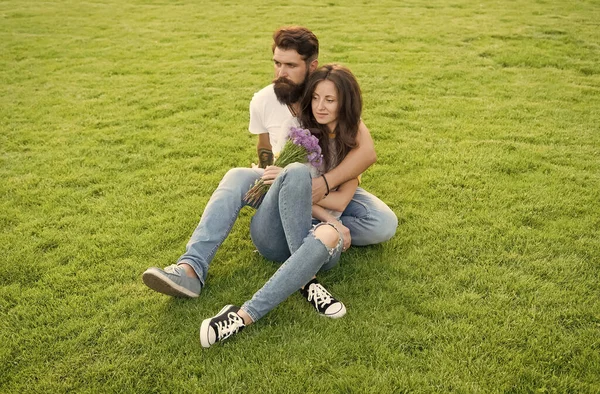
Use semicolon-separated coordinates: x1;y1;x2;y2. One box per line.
345;208;398;245
224;167;255;180
376;209;398;242
222;167;260;187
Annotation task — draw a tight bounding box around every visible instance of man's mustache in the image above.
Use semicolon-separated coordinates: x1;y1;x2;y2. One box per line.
272;76;296;86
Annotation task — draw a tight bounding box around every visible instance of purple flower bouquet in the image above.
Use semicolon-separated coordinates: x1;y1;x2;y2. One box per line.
244;126;323;208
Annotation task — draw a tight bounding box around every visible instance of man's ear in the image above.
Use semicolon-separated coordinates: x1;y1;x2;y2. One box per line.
309;59;318;73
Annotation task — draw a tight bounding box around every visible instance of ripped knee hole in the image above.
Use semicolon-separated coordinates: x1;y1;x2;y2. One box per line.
311;222;341;249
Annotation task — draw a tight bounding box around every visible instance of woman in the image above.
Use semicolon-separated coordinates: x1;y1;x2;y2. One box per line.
199;65;363;348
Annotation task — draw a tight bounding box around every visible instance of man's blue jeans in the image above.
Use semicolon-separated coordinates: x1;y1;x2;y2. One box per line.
341;187;398;246
177;167;262;285
177;166;397;284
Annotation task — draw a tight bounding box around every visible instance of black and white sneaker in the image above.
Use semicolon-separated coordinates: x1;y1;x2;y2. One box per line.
199;305;246;348
300;278;346;319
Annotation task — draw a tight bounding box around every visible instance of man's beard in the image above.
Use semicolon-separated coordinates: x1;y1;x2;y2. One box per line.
273;73;308;105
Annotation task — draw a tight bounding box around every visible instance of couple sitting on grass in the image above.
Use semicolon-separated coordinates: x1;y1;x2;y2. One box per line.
142;26;397;348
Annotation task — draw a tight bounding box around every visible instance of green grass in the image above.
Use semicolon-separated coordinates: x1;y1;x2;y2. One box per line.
2;0;599;392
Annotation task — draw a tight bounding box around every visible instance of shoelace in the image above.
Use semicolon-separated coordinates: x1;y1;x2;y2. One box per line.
164;265;179;274
216;312;244;340
307;284;334;310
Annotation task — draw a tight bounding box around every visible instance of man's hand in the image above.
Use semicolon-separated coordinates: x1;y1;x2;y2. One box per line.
331;220;351;251
311;175;327;203
262;165;283;185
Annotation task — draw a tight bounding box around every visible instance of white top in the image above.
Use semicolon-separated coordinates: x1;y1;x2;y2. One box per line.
248;84;294;149
273;117;300;155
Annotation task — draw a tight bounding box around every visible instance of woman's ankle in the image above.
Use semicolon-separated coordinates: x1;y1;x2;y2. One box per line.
237;309;254;326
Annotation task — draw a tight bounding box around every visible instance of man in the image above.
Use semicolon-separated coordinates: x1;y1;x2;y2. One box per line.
142;26;397;304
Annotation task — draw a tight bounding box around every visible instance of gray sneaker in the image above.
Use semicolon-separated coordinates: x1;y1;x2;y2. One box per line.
142;264;201;298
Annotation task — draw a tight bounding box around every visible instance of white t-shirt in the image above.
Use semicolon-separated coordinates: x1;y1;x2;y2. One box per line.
273;117;300;155
248;84;294;149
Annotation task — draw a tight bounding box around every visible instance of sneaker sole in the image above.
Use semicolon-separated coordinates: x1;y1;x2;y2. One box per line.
142;267;199;298
324;303;347;319
199;305;233;348
199;318;212;348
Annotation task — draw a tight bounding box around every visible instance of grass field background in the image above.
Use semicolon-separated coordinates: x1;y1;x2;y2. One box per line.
2;0;599;392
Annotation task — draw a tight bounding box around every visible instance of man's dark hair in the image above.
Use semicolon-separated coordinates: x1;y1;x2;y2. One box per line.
272;26;319;65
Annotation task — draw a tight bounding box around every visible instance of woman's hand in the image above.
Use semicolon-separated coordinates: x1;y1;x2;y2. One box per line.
261;165;283;185
331;221;351;252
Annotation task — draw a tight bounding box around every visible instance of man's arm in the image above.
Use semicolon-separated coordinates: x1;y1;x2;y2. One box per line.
312;121;376;203
257;133;274;168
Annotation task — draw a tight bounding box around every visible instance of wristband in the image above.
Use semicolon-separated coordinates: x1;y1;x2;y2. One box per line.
321;174;330;196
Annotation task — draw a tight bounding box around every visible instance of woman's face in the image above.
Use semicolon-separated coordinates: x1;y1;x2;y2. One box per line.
311;80;339;132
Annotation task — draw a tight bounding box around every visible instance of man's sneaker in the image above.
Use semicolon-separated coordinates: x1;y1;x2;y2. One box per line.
142;264;201;298
300;278;346;319
200;305;246;348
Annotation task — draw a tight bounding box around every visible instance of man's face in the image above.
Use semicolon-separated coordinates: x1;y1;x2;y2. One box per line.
273;47;308;85
272;47;309;105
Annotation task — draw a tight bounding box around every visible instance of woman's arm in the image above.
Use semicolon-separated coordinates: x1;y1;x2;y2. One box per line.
311;205;339;223
312;121;376;203
315;178;359;212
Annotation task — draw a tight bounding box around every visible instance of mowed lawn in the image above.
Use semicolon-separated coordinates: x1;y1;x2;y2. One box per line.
1;0;599;392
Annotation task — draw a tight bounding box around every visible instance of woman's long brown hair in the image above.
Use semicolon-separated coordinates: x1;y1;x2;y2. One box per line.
299;64;363;172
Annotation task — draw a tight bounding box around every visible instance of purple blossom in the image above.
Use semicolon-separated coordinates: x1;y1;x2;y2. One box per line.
307;151;323;167
288;126;321;159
